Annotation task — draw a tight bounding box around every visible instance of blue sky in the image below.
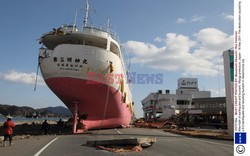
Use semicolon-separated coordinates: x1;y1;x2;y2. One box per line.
0;0;233;117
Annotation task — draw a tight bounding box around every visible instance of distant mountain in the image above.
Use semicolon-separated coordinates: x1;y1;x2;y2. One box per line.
44;106;72;116
0;104;37;116
0;104;72;117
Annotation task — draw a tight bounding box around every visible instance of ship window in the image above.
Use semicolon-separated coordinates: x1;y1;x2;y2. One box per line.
84;37;107;49
110;42;119;55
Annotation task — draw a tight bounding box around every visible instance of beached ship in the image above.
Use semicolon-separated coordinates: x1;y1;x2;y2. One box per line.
38;0;133;132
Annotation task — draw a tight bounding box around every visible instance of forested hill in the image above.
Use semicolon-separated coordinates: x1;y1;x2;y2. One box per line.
0;104;72;117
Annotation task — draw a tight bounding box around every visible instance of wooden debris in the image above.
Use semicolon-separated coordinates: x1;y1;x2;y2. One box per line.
96;145;142;153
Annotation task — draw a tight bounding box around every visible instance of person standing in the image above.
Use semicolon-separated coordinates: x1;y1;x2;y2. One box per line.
41;120;49;135
3;116;15;147
57;119;64;134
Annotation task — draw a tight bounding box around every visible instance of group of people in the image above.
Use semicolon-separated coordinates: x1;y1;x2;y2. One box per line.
2;117;65;147
41;119;64;135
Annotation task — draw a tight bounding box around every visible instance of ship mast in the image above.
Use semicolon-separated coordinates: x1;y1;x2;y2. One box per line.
73;9;78;31
106;17;110;33
83;0;89;29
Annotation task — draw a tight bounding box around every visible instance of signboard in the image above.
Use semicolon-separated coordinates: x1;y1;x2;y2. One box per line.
178;78;198;89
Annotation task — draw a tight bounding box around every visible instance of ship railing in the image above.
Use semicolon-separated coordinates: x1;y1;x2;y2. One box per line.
84;23;120;43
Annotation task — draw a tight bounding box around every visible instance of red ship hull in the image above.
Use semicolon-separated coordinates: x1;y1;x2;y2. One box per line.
45;77;132;130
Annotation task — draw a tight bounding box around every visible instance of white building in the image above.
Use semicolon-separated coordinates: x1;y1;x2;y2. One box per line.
142;78;211;121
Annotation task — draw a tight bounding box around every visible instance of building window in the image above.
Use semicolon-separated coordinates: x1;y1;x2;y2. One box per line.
209;103;212;108
200;103;206;108
219;103;226;108
177;100;189;105
150;100;154;105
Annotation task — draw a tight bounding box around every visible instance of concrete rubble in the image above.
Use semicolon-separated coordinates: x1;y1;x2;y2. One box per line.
86;138;157;153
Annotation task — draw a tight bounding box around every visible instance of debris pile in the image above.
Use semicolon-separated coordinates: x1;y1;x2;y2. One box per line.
86;138;157;153
132;112;232;140
134;119;173;129
134;109;228;130
96;145;142;153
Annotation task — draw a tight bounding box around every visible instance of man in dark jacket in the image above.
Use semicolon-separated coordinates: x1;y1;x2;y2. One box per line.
41;120;49;135
3;117;15;147
57;119;64;134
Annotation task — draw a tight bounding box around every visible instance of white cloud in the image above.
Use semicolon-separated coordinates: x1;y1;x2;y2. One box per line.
124;41;161;57
154;37;163;42
176;18;187;24
209;88;226;97
222;13;234;21
0;70;45;86
176;15;206;24
124;28;233;76
190;15;206;22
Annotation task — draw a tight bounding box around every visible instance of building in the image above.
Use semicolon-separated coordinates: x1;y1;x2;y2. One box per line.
192;97;226;114
142;90;191;121
142;78;212;121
